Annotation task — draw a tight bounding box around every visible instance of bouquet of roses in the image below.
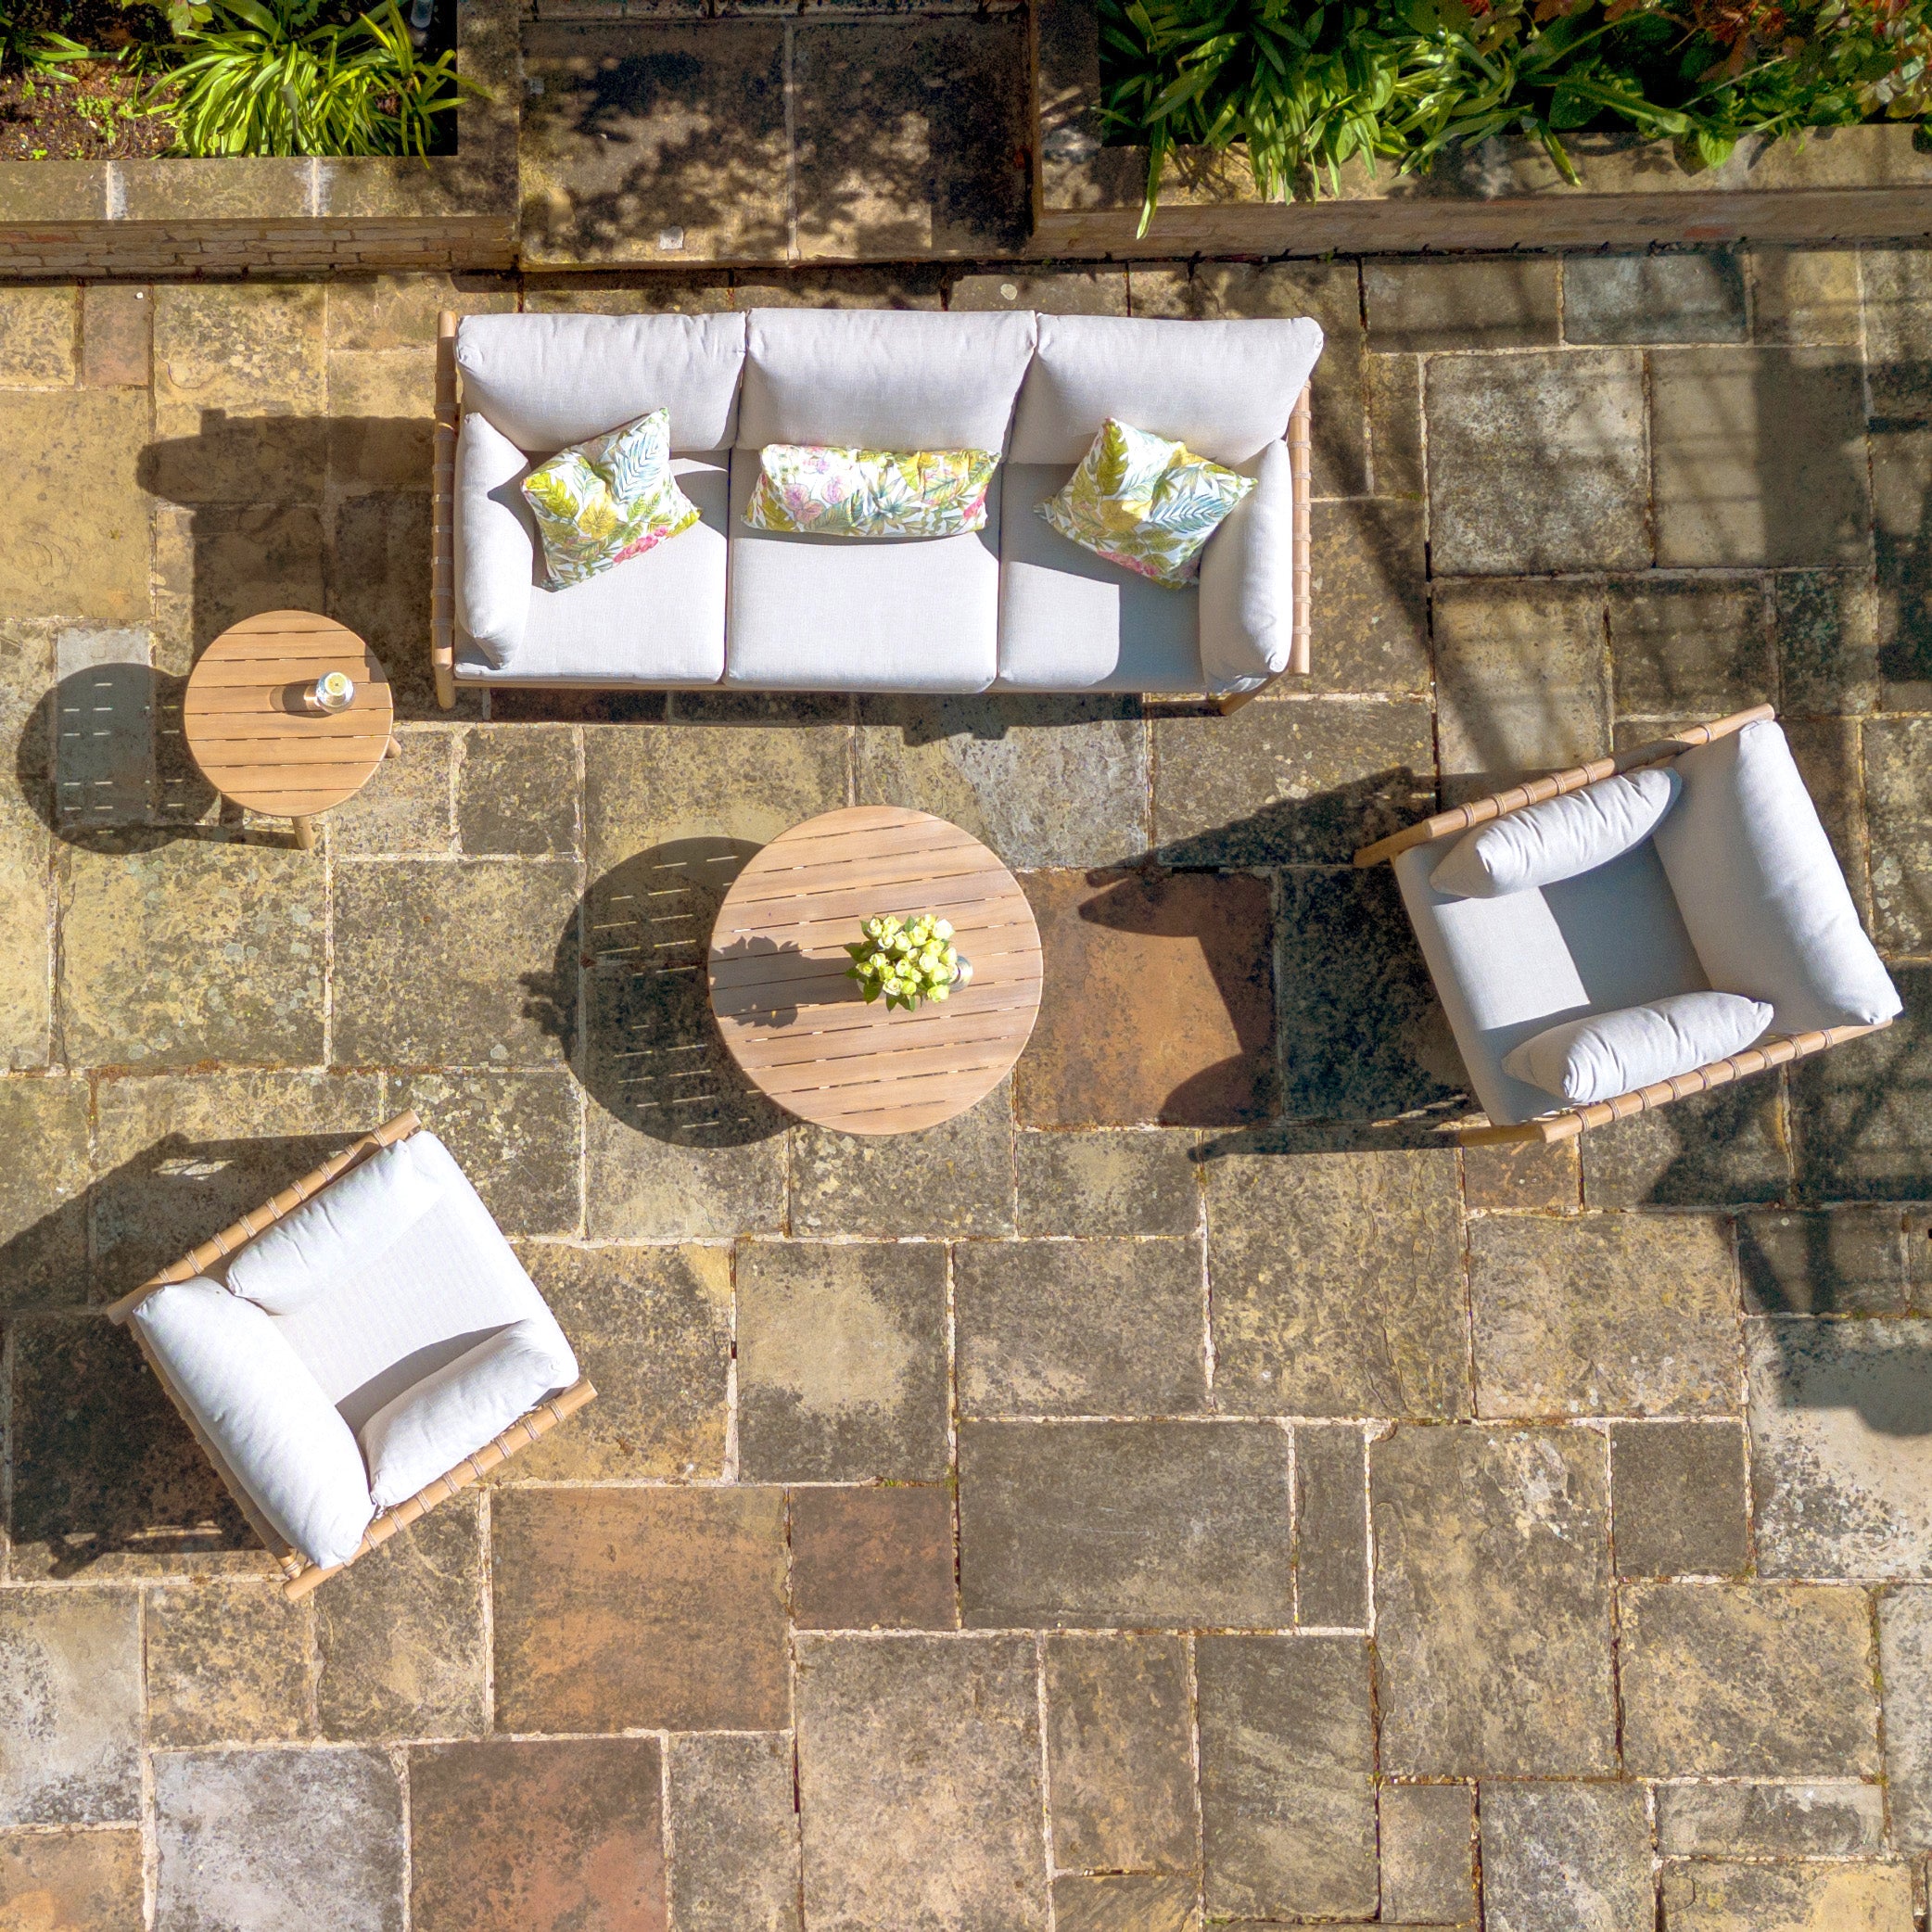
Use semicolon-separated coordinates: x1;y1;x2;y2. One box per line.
845;912;973;1011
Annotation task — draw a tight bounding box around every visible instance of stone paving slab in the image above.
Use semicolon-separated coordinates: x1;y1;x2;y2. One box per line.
1;249;1929;1927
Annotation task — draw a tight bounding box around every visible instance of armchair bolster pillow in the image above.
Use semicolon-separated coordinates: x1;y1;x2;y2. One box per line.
1501;990;1775;1107
1431;766;1681;899
1198;439;1294;686
1652;719;1902;1033
132;1279;374;1570
455;413;538;669
359;1316;580;1511
226;1134;453;1316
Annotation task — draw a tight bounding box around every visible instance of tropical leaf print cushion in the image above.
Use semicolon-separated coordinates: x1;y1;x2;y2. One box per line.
1040;418;1254;589
743;444;999;539
521;409;701;591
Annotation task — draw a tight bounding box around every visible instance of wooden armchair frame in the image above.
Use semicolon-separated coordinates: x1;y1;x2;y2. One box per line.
1352;705;1893;1149
105;1110;596;1600
428;310;1313;713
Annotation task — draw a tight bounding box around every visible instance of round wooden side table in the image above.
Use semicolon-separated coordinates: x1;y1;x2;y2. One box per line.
184;611;397;851
707;805;1044;1135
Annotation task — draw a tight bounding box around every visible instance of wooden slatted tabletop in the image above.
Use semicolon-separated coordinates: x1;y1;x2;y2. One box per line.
184;611;395;849
708;806;1044;1136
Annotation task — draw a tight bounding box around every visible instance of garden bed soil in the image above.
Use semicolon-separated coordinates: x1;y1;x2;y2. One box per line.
1032;0;1932;256
0;66;173;160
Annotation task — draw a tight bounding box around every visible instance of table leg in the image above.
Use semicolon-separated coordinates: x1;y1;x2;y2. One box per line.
292;815;317;852
385;738;402;759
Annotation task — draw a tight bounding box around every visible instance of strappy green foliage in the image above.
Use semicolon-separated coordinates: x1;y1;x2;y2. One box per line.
1100;0;1932;229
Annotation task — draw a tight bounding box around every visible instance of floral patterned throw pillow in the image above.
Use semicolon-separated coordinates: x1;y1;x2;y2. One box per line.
743;444;999;539
1039;418;1254;589
521;409;700;591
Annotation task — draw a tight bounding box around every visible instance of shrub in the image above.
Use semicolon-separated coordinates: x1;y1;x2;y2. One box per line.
1100;0;1932;226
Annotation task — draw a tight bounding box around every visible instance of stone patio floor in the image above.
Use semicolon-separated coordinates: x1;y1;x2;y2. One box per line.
0;247;1930;1929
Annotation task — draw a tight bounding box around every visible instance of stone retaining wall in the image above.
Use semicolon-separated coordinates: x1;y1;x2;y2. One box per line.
0;0;518;278
1033;0;1932;257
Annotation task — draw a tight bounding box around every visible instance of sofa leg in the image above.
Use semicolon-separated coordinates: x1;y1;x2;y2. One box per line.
433;662;455;711
1215;691;1257;716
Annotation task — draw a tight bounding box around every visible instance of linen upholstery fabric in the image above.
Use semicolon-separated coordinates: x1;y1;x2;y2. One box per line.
360;1317;579;1511
228;1135;444;1316
1652;720;1901;1033
1392;834;1710;1126
1009;314;1325;466
744;444;998;538
725;452;1001;691
455;413;535;668
262;1135;572;1434
456;452;731;686
521;409;700;590
1501;990;1775;1107
996;463;1205;692
455;311;746;455
738;308;1036;453
1198;439;1295;685
1430;766;1682;900
1039;419;1252;588
132;1278;374;1570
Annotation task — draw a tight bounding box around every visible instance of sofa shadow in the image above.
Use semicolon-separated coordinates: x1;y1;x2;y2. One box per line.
527;837;790;1149
5;1128;375;1575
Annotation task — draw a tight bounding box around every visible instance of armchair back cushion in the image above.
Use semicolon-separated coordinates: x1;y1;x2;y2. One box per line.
132;1279;374;1570
360;1317;580;1510
1430;766;1681;900
1501;989;1774;1106
1009;314;1324;466
455;311;748;456
737;308;1036;453
1652;719;1901;1034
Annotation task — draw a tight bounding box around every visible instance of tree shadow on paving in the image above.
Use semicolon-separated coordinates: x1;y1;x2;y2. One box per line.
3;1128;374;1575
527;838;790;1151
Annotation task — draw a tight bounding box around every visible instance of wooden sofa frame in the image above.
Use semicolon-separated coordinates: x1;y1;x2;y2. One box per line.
105;1110;596;1601
429;309;1313;715
1352;704;1893;1149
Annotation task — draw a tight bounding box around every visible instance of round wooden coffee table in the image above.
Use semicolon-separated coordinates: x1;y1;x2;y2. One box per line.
707;806;1043;1135
184;611;397;851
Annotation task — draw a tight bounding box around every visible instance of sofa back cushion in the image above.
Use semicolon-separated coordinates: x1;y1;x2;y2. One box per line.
456;312;747;455
737;308;1036;453
1652;718;1901;1034
1009;315;1325;466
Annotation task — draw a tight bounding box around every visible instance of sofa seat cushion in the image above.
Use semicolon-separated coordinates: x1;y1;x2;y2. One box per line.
996;463;1204;693
725;451;1000;692
456;311;747;455
456;452;730;686
360;1317;578;1511
264;1135;573;1435
1010;314;1325;466
1392;833;1710;1127
133;1278;374;1570
739;307;1036;453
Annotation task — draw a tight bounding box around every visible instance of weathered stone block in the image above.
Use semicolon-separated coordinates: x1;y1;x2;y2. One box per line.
1865;717;1932;956
1379;1783;1474;1926
1751;246;1862;347
1739;1207;1916;1315
1607;577;1774;721
1305;499;1431;696
1015;1128;1201;1237
1657;1859;1913;1931
1461;1138;1579;1212
455;725;580;858
0;1829;143;1930
0;1075;89;1314
1294;1423;1368;1628
331;729;454;858
0;1589;142;1825
1790;968;1932;1202
1775;569;1885;716
1049;1874;1198;1932
0;286;76;385
1879;1585;1932;1849
1612;1420;1748;1578
790;1087;1015;1238
1366;257;1560;351
1565;249;1746;343
790;1485;957;1631
667;1733;799;1932
1480;1781;1652;1932
145;1582;313;1747
1579;1076;1793;1210
1655;1778;1883;1856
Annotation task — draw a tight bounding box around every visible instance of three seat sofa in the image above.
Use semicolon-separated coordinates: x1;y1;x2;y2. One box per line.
430;307;1324;709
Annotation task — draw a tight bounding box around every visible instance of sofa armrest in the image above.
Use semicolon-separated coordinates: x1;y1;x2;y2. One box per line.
455;412;537;670
1199;439;1294;688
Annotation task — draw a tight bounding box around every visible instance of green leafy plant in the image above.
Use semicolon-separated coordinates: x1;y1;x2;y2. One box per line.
845;913;972;1012
156;0;475;156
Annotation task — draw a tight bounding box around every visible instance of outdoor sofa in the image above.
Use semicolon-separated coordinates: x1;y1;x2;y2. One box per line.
107;1112;594;1598
1356;706;1902;1146
431;307;1322;711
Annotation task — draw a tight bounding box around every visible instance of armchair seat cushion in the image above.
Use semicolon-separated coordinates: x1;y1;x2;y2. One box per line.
132;1279;374;1570
360;1317;578;1510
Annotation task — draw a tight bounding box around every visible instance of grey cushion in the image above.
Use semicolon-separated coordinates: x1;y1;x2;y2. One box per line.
1393;834;1710;1127
1430;766;1682;900
724;451;1000;692
454;413;532;669
455;311;746;455
1009;314;1325;466
1501;990;1774;1107
738;308;1036;453
995;463;1204;693
1652;719;1901;1033
455;453;730;687
1198;439;1295;687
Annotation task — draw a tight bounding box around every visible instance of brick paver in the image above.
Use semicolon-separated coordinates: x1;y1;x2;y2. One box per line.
0;250;1929;1925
